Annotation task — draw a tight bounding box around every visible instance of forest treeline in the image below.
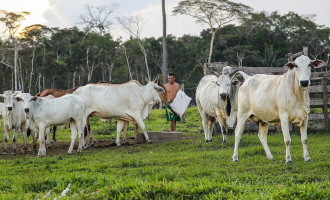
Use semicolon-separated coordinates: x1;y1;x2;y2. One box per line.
0;10;329;95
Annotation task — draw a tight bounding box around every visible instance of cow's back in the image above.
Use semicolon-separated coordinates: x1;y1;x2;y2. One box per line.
74;83;143;118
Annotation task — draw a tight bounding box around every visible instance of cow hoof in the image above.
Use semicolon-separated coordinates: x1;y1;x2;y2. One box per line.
147;140;152;144
267;155;274;160
205;140;209;143
124;141;130;146
67;152;72;156
23;150;29;154
222;139;227;144
2;152;7;155
304;157;311;162
285;159;292;163
209;139;213;143
116;144;122;148
232;156;239;162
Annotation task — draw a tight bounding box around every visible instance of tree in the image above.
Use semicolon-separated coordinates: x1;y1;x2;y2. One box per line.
117;15;151;80
0;10;30;90
173;0;252;65
162;0;168;84
79;4;118;35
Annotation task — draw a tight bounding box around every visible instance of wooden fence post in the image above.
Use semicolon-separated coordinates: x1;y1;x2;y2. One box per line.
322;78;330;132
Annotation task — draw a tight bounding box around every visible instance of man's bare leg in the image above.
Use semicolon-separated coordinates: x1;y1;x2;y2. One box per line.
171;121;176;131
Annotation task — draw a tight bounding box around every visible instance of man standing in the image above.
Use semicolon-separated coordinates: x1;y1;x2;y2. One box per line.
164;73;181;131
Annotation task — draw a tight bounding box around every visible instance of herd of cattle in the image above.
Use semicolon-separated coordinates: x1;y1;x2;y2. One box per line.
0;55;326;162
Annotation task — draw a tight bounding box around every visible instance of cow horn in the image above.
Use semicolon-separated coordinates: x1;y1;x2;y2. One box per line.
228;70;238;77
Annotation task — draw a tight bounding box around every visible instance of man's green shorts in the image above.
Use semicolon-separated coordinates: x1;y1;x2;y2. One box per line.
165;105;181;121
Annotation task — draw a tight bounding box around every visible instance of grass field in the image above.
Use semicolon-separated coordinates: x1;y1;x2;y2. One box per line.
0;107;329;199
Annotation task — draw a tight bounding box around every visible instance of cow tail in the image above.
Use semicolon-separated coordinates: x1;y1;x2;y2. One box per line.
226;95;231;116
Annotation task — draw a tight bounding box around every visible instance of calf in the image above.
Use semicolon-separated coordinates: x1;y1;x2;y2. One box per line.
232;55;326;162
0;91;28;154
16;93;87;156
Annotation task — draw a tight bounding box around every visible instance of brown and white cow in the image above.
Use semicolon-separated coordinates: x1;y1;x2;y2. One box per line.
232;55;326;163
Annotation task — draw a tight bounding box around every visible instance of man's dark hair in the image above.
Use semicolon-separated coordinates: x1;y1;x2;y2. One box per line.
168;73;176;77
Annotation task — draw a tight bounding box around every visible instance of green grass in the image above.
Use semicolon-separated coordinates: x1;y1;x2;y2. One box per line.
0;107;329;199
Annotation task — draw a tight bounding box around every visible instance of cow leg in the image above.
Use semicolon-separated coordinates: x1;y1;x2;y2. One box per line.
133;116;151;143
38;125;47;156
3;124;10;154
116;120;125;146
216;113;227;143
200;113;209;142
45;127;52;148
52;126;57;142
123;121;130;145
76;121;84;153
12;127;19;155
68;121;78;155
232;112;249;162
32;130;38;153
21;123;28;154
300;117;310;162
280;114;292;163
258;122;273;159
133;123;138;140
207;120;214;142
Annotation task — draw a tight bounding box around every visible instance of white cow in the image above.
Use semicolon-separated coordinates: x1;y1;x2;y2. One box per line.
74;79;165;146
16;93;87;156
0;102;3;118
0;91;28;154
196;67;241;143
28;95;56;151
232;55;326;162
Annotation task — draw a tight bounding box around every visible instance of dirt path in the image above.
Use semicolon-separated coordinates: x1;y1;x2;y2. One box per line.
0;136;199;159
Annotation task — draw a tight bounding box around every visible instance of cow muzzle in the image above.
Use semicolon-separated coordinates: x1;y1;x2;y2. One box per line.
220;93;227;100
7;107;12;111
24;108;29;113
300;80;309;87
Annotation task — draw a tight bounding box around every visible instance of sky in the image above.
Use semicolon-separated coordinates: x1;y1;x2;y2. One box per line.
1;0;330;40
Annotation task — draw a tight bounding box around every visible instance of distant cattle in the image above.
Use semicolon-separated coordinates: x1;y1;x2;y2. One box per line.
196;66;244;143
0;91;29;154
232;55;326;162
74;79;165;146
16;93;87;156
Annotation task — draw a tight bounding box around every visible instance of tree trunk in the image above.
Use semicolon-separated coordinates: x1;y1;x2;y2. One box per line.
162;0;168;84
138;41;151;80
28;47;35;93
208;31;216;64
72;71;76;88
124;46;133;80
14;42;19;91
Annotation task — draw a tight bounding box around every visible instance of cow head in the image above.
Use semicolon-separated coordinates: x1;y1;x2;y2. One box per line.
213;70;239;101
283;55;326;87
0;91;22;111
15;93;38;114
145;78;165;104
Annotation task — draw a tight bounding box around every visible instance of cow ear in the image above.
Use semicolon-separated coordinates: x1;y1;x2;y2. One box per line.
14;97;21;101
283;62;296;70
310;60;326;69
155;85;165;93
